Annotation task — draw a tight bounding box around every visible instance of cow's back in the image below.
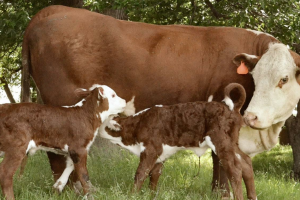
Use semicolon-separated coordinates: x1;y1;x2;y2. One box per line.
23;5;278;112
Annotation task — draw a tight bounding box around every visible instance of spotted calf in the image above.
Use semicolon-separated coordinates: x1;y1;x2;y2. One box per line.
101;83;256;200
0;85;126;200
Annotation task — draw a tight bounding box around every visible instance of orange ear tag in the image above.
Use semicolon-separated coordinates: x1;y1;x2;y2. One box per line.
237;61;249;74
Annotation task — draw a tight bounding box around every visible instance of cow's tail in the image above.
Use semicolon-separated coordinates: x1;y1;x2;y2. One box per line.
223;83;246;112
21;28;31;103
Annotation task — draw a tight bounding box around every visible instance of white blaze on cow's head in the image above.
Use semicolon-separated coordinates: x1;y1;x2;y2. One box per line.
233;43;300;129
89;84;127;122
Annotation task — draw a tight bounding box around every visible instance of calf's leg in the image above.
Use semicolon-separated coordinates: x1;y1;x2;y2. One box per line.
134;146;161;191
236;149;256;200
0;151;25;200
53;156;75;193
212;152;231;198
220;154;243;200
149;162;163;190
70;150;91;195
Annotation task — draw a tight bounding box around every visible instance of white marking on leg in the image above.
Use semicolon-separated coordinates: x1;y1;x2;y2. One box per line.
208;95;213;102
205;136;216;154
26;140;37;155
53;156;74;192
123;96;136;116
0;151;4;157
223;96;234;111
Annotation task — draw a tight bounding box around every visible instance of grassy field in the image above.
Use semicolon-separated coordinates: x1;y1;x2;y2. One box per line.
1;138;299;200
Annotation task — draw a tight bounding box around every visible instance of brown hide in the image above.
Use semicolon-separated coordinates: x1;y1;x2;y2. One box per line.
104;84;255;200
23;5;281;112
0;88;105;200
21;5;300;198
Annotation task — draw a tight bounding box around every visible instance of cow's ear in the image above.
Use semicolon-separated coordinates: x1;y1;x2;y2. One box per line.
289;50;300;85
233;53;260;72
74;88;90;98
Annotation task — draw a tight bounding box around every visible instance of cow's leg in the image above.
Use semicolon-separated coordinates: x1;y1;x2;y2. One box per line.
149;162;164;190
18;156;27;178
236;149;256;200
47;152;68;181
133;145;160;191
53;156;75;193
212;152;231;198
0;151;26;200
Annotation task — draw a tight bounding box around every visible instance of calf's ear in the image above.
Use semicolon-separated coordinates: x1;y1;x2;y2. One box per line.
98;87;104;97
233;53;260;73
74;88;90;98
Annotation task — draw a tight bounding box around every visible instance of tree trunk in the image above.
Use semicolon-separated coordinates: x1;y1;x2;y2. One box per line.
286;44;300;180
286;104;300;180
102;8;128;20
0;78;16;103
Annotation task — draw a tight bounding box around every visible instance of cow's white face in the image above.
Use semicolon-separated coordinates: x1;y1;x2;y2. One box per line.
235;43;300;129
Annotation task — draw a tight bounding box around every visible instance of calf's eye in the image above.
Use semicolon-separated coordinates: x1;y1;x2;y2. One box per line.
278;76;289;88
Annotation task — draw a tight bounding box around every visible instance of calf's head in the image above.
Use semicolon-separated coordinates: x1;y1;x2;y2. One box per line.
234;43;300;129
77;84;126;122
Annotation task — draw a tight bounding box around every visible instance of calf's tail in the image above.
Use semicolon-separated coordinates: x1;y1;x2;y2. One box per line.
223;83;246;112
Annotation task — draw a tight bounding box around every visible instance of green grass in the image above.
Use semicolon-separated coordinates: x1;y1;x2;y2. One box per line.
1;139;300;200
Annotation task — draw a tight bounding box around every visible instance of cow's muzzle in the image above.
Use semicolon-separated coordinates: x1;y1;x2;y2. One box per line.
243;111;266;130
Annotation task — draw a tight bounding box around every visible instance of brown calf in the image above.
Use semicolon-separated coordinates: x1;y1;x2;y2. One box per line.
0;85;126;200
100;83;256;200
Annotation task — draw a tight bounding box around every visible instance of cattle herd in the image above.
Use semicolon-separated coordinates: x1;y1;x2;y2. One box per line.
1;4;300;200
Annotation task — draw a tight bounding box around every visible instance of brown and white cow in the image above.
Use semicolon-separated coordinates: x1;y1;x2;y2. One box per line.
21;5;300;197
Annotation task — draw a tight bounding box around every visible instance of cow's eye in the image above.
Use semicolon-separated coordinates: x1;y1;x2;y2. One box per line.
112;94;115;98
278;76;289;88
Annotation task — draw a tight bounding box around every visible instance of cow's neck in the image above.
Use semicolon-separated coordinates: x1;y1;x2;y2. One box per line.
238;121;284;157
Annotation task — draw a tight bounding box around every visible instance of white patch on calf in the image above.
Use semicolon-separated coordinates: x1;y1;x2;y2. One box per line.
62;99;85;108
53;156;74;192
235;153;241;160
0;151;4;157
123;96;136;116
97;85;126;122
26;140;37;155
223;96;234;111
208;95;213;102
155;105;163;107
107;119;122;131
63;144;69;152
86;128;99;152
205;136;216;155
133;108;150;117
157;144;184;163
